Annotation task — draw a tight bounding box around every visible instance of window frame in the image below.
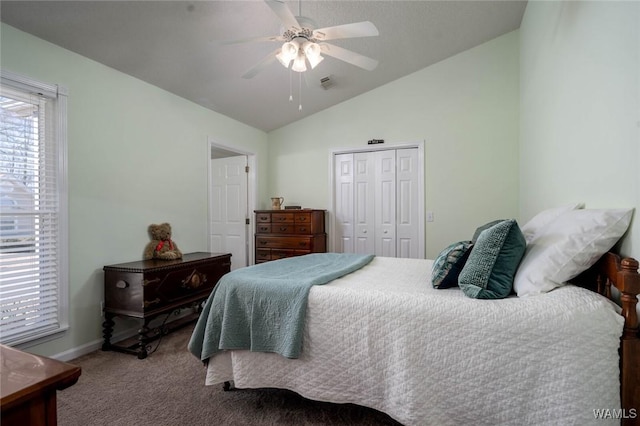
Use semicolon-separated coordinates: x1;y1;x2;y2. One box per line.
0;69;69;346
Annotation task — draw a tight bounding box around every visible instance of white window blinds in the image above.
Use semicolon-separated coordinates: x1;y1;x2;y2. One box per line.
0;71;68;345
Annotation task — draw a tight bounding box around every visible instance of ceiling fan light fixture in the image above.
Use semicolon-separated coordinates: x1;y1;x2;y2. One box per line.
291;54;307;73
275;49;291;68
302;41;324;69
303;41;320;60
277;41;299;67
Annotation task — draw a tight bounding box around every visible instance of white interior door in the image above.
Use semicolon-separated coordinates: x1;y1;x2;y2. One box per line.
334;153;355;253
354;152;376;254
374;150;396;257
396;148;420;258
210;155;248;270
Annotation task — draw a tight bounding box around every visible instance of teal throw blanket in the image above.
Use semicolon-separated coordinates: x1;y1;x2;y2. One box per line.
188;253;374;360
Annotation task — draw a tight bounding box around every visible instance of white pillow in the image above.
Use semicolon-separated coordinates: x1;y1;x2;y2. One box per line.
514;208;633;296
520;203;584;243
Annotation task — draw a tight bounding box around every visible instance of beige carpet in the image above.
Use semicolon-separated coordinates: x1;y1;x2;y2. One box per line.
58;325;401;426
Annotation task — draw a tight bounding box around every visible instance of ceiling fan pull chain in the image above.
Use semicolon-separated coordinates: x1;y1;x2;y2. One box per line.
289;69;293;102
299;73;302;111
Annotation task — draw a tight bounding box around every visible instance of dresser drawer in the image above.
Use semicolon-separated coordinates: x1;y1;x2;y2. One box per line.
272;224;294;234
255;248;309;262
256;224;272;233
271;213;294;224
295;225;312;234
271;249;309;259
256;213;271;223
256;248;271;261
256;236;312;249
294;212;311;224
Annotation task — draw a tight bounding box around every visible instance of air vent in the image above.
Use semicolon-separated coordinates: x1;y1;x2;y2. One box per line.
320;76;334;90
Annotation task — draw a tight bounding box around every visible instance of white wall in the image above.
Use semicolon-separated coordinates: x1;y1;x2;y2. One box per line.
268;31;520;258
7;0;637;359
1;23;269;358
520;1;640;258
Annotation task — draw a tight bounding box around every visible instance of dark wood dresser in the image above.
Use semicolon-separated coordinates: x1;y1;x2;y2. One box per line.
102;252;231;359
0;344;81;426
255;209;326;263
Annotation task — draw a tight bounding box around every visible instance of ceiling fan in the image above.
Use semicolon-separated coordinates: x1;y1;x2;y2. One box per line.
231;0;380;79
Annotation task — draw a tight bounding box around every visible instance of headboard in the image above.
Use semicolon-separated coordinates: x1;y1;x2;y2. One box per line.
573;252;639;423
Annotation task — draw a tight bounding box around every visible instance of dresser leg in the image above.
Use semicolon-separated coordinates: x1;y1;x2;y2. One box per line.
137;322;150;359
102;314;115;351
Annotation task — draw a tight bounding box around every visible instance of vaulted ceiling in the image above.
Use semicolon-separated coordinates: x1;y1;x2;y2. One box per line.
1;1;527;132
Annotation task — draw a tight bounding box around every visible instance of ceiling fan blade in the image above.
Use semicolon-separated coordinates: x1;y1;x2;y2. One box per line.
264;0;300;30
220;35;284;45
320;43;379;71
313;21;379;41
242;49;279;79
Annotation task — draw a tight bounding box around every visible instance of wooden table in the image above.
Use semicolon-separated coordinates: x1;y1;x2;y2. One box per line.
0;344;81;426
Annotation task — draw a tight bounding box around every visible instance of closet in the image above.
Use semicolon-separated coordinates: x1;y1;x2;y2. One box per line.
333;145;424;258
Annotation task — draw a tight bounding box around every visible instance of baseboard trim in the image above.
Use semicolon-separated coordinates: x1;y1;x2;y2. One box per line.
51;310;197;362
51;326;138;362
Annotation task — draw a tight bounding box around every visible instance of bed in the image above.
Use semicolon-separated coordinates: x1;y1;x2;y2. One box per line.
189;207;639;426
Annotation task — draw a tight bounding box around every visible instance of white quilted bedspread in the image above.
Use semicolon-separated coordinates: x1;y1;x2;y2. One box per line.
204;257;624;425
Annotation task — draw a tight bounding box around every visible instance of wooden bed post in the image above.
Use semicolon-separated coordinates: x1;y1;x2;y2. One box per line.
618;258;640;424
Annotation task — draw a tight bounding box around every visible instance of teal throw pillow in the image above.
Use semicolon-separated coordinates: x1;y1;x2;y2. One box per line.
431;241;473;289
471;219;504;243
459;219;526;299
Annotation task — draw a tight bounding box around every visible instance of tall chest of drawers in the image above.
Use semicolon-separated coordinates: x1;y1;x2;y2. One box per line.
255;209;326;263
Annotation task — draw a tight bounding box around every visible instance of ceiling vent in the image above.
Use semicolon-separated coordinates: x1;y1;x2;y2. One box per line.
320;76;334;90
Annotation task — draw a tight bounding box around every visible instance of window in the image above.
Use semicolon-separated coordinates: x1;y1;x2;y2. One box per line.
0;70;68;345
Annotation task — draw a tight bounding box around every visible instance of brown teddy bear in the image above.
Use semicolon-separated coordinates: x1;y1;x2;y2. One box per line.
143;223;183;260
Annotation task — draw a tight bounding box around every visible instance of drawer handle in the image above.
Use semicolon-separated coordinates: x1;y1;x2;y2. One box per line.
142;278;161;287
259;216;269;221
181;269;207;289
143;298;161;308
116;280;129;289
299;242;308;247
299;227;307;232
279;227;288;231
260;241;267;245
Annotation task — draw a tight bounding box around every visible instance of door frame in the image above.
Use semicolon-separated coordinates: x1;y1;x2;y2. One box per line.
328;140;425;257
207;137;257;266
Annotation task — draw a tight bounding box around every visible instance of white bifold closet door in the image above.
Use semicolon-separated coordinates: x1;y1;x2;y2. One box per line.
334;147;422;258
